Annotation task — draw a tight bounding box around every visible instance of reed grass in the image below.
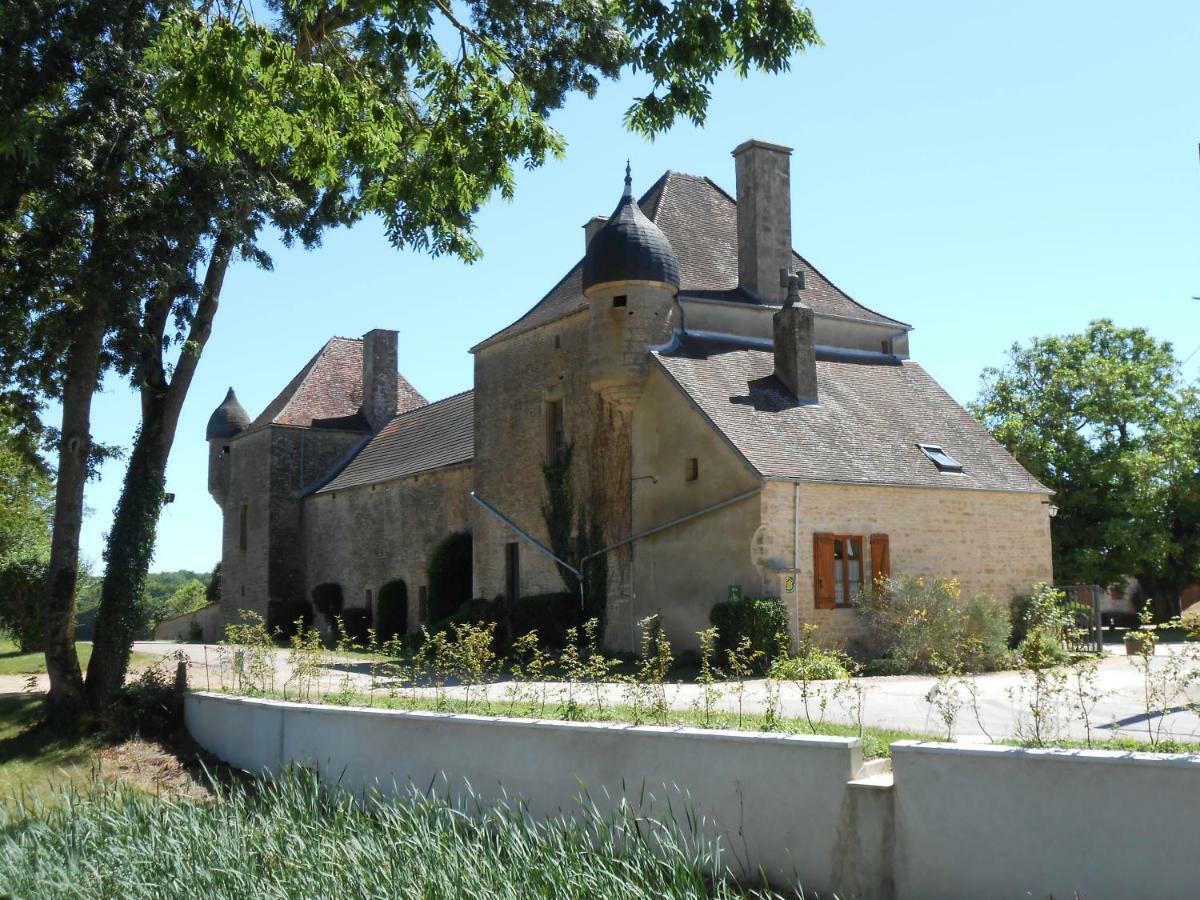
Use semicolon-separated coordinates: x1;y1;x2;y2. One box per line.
0;766;798;898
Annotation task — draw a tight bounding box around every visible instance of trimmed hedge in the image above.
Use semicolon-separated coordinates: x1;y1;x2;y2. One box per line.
311;583;345;619
376;579;409;641
267;598;314;640
709;596;789;673
427;532;473;623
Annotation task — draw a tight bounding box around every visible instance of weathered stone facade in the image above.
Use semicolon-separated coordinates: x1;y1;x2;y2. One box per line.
208;138;1054;654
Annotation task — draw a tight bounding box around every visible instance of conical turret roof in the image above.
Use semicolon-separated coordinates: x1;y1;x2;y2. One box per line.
206;387;251;440
582;164;680;294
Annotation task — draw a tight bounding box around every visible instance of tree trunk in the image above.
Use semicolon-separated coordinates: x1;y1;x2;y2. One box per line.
43;299;109;721
85;230;235;710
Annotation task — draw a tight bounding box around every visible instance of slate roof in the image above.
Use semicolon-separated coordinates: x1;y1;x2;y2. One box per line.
654;336;1048;494
472;171;906;351
249;337;426;431
317;390;474;493
582;169;680;292
206;388;251;440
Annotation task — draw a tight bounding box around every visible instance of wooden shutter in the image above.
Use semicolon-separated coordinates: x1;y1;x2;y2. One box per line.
813;533;836;609
870;533;891;590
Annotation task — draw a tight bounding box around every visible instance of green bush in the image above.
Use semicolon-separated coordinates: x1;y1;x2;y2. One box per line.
310;583;344;619
427;531;473;623
709;597;788;673
376;579;408;641
339;607;372;645
509;592;580;650
1013;583;1071;668
0;555;45;652
855;575;1011;674
267;598;314;640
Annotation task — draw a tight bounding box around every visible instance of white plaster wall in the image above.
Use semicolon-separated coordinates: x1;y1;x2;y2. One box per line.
890;741;1200;900
186;694;1200;900
185;692;869;895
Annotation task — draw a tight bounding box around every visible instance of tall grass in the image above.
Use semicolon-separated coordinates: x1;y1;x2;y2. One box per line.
0;766;793;899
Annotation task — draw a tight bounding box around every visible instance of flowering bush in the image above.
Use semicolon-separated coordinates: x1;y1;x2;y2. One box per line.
854;575;1011;673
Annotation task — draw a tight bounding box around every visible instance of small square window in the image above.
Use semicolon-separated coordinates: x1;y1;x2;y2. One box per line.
685;457;699;482
612;295;627;308
917;443;963;473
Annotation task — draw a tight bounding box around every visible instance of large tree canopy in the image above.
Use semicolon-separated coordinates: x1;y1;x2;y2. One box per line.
973;319;1199;619
1;0;822;715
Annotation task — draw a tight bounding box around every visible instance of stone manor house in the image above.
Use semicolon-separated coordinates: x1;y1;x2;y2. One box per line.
205;138;1053;652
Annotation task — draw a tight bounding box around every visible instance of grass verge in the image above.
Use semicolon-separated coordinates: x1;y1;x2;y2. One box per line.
0;639;160;676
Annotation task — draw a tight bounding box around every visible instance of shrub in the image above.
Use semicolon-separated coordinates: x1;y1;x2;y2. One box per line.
103;661;185;741
509;592;580;650
376;579;409;641
339;607;372;645
267;598;315;640
0;555;46;652
427;531;473;623
855;575;1011;674
311;583;345;619
709;597;788;673
1014;583;1071;667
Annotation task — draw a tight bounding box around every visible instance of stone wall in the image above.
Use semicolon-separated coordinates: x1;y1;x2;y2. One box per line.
758;481;1054;647
626;363;764;652
472;312;601;605
216;425;367;630
301;464;472;630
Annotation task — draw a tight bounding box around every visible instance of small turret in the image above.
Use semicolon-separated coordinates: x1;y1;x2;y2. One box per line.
206;387;249;505
583;164;680;416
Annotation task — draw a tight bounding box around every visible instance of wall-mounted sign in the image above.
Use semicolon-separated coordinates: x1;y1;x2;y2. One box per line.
728;584;743;602
784;575;796;594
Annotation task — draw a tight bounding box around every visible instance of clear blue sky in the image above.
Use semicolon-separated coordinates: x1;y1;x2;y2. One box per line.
72;1;1199;575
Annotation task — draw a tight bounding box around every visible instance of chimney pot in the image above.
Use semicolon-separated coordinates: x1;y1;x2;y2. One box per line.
773;275;817;404
584;215;609;251
361;328;398;427
733;139;794;304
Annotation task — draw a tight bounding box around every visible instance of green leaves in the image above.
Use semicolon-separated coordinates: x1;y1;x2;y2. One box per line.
973;319;1198;598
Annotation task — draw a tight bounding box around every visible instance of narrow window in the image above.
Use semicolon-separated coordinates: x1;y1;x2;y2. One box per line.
418;585;428;622
545;399;565;463
553;334;561;349
612;294;627;308
917;443;963;473
365;588;373;608
505;542;520;602
685;457;699;482
238;501;249;551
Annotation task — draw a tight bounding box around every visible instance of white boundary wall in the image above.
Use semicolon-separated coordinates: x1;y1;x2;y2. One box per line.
186;692;1200;900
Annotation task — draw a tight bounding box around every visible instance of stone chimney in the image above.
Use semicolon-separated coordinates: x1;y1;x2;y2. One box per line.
361;328;398;427
732;139;794;304
584;215;609;250
773;273;817;404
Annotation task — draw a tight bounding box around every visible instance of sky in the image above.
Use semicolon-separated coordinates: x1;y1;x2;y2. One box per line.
70;1;1199;576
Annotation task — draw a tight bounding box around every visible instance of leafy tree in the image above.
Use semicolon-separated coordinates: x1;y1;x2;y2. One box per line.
2;0;821;716
0;407;53;651
973;319;1198;619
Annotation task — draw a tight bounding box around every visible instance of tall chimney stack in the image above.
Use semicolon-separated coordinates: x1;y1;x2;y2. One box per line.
773;273;817;404
732;139;794;304
361;328;398;427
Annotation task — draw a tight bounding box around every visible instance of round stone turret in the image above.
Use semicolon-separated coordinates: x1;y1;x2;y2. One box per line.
584;166;680;416
206;387;249;505
206;387;251;440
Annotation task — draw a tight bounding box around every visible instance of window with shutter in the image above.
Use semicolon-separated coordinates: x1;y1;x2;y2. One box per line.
870;534;891;590
815;533;866;608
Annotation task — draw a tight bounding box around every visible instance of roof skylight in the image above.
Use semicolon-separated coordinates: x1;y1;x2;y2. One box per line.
917;443;963;473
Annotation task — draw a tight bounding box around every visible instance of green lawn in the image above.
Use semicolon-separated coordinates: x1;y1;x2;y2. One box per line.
0;638;159;676
0;693;102;802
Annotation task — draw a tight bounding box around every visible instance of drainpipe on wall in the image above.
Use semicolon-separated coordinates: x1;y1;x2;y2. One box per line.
794;482;801;641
